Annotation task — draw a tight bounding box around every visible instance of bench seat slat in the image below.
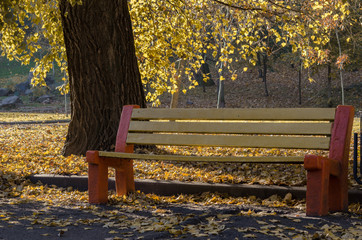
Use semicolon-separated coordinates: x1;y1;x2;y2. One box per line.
126;133;331;150
131;108;336;121
98;151;305;163
129;121;333;135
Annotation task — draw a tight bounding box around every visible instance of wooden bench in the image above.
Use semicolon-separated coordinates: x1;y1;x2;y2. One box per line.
86;105;354;216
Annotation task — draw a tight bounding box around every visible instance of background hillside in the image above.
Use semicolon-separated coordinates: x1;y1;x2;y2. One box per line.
0;56;361;115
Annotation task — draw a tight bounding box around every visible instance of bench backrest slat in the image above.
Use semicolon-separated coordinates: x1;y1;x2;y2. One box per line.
122;107;337;151
126;133;331;150
131;108;336;121
128;121;333;135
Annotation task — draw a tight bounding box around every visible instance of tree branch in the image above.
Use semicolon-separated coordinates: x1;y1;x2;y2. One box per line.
266;0;303;14
211;0;263;11
211;0;308;19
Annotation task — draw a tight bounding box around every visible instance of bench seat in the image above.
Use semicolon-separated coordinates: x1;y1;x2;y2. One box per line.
86;105;354;216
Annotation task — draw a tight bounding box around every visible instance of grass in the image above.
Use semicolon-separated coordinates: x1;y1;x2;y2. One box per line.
0;57;64;80
0;112;70;122
0;58;32;79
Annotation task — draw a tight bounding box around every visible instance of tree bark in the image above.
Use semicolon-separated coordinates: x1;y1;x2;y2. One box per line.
194;61;215;92
327;63;332;107
262;54;269;97
298;59;302;105
217;77;225;108
170;60;184;108
59;0;146;156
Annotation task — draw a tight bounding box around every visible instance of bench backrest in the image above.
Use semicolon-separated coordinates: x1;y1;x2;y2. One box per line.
114;105;353;164
122;107;337;150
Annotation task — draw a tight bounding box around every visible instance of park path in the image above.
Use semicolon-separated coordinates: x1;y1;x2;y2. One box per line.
0;198;361;240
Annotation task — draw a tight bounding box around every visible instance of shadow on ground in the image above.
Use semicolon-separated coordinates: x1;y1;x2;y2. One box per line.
0;197;361;240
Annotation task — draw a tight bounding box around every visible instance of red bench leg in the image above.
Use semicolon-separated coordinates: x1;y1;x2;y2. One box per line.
329;174;348;212
305;155;330;216
88;162;108;204
87;151;109;204
115;160;135;196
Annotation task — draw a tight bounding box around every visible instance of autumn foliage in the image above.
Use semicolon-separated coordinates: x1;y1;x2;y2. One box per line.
0;0;356;104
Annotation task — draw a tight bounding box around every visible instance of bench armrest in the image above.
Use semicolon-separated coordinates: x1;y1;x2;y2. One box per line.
304;154;341;177
86;150;127;168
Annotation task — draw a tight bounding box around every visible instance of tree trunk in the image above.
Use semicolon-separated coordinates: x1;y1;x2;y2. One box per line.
298;59;302;105
170;88;180;108
59;0;146;156
217;78;225;108
170;60;185;108
327;63;332;107
194;60;215;92
262;54;269;97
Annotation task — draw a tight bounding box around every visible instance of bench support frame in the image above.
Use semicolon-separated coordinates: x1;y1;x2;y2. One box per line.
87;105;138;204
86;105;354;217
304;105;354;216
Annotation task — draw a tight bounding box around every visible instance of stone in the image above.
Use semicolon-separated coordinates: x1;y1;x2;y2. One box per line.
283;193;293;203
24;89;33;95
0;88;11;97
268;194;279;201
15;80;30;94
36;94;53;103
0;96;23;108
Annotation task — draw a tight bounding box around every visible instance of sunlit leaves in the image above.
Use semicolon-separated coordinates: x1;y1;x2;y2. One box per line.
0;0;352;104
0;0;67;89
0;114;361;238
129;0;351;104
0;112;70;122
1;114;360;191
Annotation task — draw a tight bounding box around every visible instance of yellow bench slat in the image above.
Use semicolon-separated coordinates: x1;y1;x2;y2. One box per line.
126;133;330;150
98;151;305;163
129;121;333;135
131;108;336;121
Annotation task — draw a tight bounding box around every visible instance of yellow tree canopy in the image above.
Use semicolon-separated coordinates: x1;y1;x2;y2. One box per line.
0;0;351;104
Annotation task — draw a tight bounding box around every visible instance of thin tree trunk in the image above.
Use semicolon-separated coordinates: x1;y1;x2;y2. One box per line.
170;60;184;108
59;0;146;156
262;54;269;97
52;60;55;78
327;63;332;106
298;59;302;105
170;85;180;108
335;29;344;105
217;77;225;108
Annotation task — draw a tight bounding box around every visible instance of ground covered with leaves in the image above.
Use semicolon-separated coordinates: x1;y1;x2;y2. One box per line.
1;195;361;240
0;113;361;239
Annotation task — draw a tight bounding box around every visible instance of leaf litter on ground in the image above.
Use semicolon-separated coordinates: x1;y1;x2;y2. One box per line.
0;113;361;239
